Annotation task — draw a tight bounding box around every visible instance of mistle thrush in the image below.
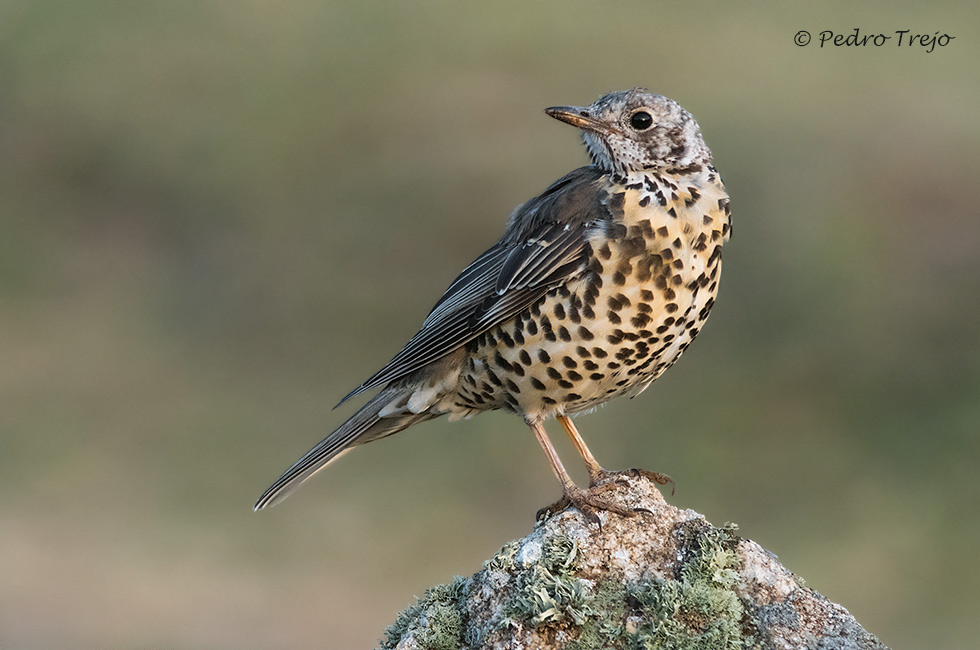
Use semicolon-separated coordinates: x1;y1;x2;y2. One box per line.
255;88;731;520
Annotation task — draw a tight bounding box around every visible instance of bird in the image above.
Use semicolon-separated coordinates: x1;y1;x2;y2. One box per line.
254;88;731;520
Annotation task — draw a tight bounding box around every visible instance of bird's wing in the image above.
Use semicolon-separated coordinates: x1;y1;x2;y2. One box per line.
338;167;609;405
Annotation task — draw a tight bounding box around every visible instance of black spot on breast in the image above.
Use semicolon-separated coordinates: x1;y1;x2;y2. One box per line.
609;192;626;213
637;302;652;314
657;226;669;238
526;319;538;335
640;289;654;301
577;326;594;340
558;326;571;342
621;236;646;259
557;379;574;389
615;348;634;361
567;371;583;381
583;360;599;371
709;245;723;264
639;195;650;208
583;284;599;306
537;349;551;363
542;396;557;405
592;347;608;358
562;356;578;369
506;378;521;393
575;346;591;358
665;303;678;313
486;368;502;386
553;303;566;320
607;310;622;325
590;372;605;380
547;367;562;380
607;223;627;239
511;363;525;377
598;242;612;260
530;377;546;390
631;313;652;328
612;272;626;285
519;350;531;365
494;351;513;371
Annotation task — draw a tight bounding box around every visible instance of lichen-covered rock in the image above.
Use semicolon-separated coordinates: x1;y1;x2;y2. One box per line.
379;474;888;650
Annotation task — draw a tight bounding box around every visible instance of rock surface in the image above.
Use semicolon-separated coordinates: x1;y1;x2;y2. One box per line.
379;474;889;650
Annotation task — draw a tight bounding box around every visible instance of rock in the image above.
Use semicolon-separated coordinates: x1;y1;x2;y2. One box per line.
379;474;889;650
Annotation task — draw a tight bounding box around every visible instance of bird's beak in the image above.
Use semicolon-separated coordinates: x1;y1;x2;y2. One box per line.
545;106;618;135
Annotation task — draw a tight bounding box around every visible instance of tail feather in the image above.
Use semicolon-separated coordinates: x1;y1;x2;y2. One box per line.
253;388;435;511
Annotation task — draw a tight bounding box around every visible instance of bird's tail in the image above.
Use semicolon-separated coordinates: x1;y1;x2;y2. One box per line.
253;386;437;511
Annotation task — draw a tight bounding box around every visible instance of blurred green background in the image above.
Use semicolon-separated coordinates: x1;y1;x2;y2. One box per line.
1;2;978;648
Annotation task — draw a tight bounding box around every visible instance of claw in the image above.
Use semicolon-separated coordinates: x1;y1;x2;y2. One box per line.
629;468;675;496
537;485;640;527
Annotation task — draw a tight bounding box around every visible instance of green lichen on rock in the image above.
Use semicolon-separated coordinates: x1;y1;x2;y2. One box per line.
566;579;632;650
505;524;750;650
630;522;748;650
380;575;469;650
483;539;520;572
504;534;593;626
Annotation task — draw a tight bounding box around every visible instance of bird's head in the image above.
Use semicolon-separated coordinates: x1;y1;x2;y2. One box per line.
546;88;711;175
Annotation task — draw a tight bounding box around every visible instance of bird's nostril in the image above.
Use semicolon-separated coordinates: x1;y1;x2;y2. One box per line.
578;110;590;117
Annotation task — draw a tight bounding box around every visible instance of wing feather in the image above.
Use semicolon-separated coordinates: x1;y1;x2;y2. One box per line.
337;166;609;405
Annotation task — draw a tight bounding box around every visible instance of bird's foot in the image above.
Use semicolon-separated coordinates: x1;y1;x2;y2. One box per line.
536;485;648;527
587;467;675;496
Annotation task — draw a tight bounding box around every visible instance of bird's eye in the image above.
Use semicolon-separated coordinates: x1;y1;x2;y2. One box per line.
630;111;653;131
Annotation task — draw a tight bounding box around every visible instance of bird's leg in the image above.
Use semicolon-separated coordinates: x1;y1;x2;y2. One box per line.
526;416;637;524
556;414;607;487
556;414;675;494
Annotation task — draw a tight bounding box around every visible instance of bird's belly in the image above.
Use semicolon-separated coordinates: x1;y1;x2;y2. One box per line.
454;250;720;419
